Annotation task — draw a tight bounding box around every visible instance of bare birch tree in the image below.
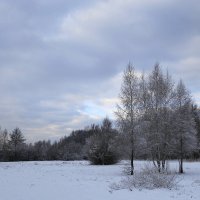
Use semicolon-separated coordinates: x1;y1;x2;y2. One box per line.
142;64;175;172
115;63;141;175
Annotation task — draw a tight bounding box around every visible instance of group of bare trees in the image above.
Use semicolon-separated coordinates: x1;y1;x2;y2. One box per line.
116;64;199;174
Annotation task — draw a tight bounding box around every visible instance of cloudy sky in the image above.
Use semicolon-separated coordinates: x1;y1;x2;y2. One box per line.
0;0;200;142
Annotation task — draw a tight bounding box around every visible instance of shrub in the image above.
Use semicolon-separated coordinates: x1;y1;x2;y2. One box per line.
130;165;178;189
112;163;178;190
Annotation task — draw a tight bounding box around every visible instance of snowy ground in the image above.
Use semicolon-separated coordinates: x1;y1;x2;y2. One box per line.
0;160;200;200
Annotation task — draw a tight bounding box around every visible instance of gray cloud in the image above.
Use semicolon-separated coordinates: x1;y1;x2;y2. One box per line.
0;0;200;141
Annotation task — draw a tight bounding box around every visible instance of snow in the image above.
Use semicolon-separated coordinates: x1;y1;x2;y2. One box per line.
0;161;200;200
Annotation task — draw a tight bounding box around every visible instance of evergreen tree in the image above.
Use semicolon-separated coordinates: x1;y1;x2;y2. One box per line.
191;104;200;158
172;80;197;173
9;128;25;160
87;118;119;165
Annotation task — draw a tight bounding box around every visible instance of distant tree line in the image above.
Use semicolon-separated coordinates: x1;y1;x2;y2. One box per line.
0;64;200;174
0;118;119;163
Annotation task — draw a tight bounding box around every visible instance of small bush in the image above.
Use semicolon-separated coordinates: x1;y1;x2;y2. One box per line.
131;165;177;189
112;163;178;191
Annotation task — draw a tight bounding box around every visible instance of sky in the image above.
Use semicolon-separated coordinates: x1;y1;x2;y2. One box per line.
0;0;200;142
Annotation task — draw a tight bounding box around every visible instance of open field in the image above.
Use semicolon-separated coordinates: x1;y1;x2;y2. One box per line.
0;161;200;200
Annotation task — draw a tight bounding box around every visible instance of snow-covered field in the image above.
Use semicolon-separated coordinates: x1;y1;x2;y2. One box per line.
0;160;200;200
